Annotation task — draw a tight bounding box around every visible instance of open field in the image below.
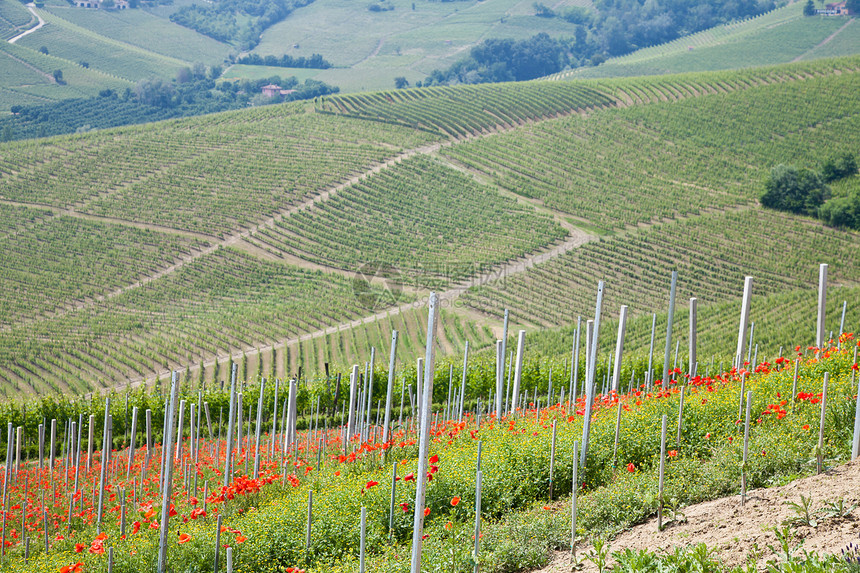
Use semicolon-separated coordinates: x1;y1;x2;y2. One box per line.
253;0;587;91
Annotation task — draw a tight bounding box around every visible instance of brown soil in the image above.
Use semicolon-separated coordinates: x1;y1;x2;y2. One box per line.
539;459;860;572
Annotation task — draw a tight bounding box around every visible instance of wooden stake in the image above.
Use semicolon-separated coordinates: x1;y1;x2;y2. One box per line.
511;330;526;413
580;281;604;468
474;468;483;573
570;441;579;564
662;271;678;386
549;419;557;500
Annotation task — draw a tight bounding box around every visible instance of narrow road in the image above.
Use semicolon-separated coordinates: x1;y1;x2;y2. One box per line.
8;4;45;44
791;17;855;62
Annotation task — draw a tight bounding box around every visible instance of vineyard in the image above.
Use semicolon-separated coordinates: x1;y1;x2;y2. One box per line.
0;40;131;109
0;29;858;573
445;66;860;232
459;208;860;327
0;105;439;235
16;9;189;84
0;56;856;405
0;294;856;572
247;155;567;286
315;81;617;137
0;0;35;41
42;6;232;67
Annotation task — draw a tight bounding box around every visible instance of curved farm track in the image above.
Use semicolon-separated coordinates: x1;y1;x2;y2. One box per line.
539;458;860;572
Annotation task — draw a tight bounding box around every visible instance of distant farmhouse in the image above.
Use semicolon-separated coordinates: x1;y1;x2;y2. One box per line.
817;1;853;15
261;84;297;98
74;0;130;8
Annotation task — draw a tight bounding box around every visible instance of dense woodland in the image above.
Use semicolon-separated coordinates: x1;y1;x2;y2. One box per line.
422;0;777;85
170;0;316;48
0;71;338;142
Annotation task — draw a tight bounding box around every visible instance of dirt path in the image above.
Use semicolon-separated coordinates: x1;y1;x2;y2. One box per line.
7;4;44;44
539;459;860;572
792;17;855;62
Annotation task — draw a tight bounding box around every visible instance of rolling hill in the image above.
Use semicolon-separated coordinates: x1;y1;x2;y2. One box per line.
0;54;858;397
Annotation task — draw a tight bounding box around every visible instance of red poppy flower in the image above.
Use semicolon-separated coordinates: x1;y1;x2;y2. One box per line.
451;496;460;506
400;502;409;512
627;463;635;473
429;454;439;464
423;507;430;517
178;533;191;544
667;450;678;458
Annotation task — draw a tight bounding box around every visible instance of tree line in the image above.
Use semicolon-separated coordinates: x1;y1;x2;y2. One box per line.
236;53;332;69
761;152;860;230
418;0;775;86
1;66;338;143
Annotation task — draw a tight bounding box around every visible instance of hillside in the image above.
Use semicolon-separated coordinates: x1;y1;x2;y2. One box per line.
551;3;860;80
0;55;858;397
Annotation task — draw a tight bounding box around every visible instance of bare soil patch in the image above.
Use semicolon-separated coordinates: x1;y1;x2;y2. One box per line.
539;459;860;572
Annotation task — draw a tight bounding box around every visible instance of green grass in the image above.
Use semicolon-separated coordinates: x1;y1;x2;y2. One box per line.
253;0;588;92
554;4;859;79
43;5;233;65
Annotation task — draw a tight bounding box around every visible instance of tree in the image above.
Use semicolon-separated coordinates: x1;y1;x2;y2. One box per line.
52;69;64;84
821;152;858;182
819;194;860;229
847;0;859;14
760;164;829;216
394;76;409;89
803;0;816;16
